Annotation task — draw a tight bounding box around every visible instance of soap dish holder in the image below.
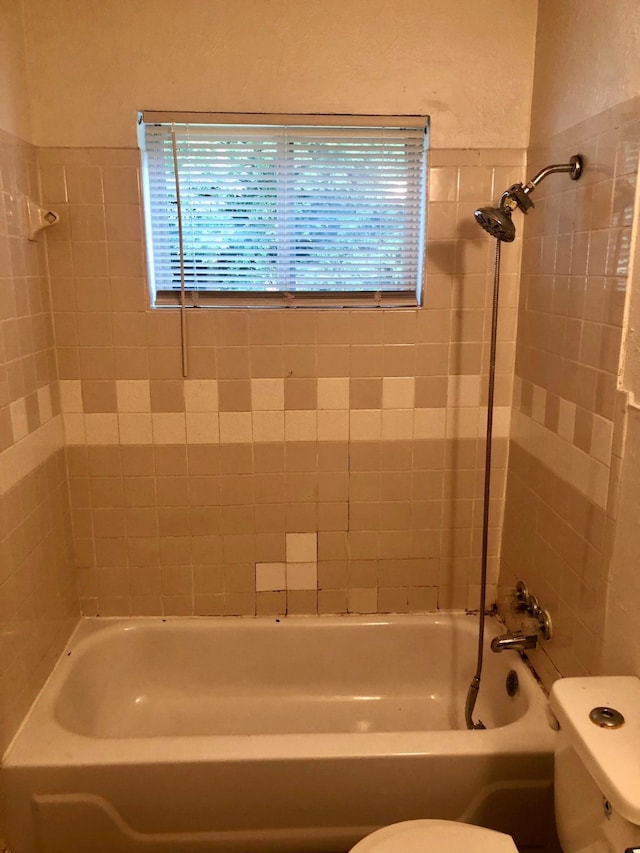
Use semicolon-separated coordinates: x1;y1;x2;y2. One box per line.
25;197;60;241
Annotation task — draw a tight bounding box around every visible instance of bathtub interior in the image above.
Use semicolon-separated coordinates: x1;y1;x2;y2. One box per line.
3;613;557;853
51;614;531;738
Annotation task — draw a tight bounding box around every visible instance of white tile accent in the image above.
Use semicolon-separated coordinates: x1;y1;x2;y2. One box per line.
252;411;285;442
255;562;286;592
317;410;349;440
62;413;86;445
286;562;317;590
382;377;415;409
447;374;481;407
285;410;317;441
84;413;119;445
557;398;577;442
219;411;252;443
186;413;219;444
118;413;153;444
59;379;83;413
9;398;28;442
381;409;414;440
531;384;546;424
116;379;151;412
511;408;609;509
184;379;218;412
589;459;610;507
446;407;479;439
151;413;186;444
413;408;446;439
350;409;381;440
251;378;284;411
492;406;512;438
0;416;64;496
591;414;614;466
317;377;349;410
286;532;317;563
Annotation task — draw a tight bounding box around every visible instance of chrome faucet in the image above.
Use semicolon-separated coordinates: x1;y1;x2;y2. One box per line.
491;581;553;654
490;632;538;653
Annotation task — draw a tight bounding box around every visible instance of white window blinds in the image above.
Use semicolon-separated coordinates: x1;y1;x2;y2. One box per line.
138;113;428;307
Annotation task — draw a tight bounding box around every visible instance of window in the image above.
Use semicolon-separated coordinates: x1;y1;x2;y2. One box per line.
138;112;428;308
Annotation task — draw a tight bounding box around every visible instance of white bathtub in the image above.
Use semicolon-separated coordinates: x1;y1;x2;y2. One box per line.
4;613;556;853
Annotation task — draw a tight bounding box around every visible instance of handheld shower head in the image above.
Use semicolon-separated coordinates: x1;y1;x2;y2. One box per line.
474;154;583;241
474;206;516;242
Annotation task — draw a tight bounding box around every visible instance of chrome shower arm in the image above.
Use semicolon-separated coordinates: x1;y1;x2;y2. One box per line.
526;155;583;190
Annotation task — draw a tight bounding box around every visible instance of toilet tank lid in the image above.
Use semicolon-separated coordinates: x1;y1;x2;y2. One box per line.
550;676;640;824
350;820;518;853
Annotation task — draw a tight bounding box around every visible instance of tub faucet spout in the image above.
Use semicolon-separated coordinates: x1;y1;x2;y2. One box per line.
490;632;538;653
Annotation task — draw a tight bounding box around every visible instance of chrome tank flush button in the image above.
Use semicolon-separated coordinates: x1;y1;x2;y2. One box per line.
589;706;625;728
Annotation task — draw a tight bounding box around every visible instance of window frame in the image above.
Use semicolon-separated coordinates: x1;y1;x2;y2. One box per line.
138;112;429;309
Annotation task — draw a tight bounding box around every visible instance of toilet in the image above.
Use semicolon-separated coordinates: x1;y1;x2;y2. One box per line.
351;676;640;853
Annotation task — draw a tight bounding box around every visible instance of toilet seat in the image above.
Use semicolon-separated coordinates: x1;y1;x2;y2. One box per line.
350;819;519;853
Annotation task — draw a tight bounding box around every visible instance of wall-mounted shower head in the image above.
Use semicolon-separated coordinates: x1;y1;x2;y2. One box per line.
474;154;583;242
474;206;516;242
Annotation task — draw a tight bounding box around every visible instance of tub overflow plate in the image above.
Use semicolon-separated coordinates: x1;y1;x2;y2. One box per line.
589;706;625;729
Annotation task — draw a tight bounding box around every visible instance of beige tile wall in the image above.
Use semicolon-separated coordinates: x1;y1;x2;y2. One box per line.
0;128;78;753
39;146;526;617
499;97;640;687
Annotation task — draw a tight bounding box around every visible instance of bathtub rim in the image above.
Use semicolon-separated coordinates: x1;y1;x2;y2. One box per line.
3;611;556;769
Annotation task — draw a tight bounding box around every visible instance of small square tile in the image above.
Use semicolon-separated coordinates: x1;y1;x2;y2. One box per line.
151;413;186;444
382;377;415;408
446;407;479;439
84;413;119;444
255;562;287;592
284;378;317;410
186;413;220;444
219;412;252;443
381;409;414;440
347;588;378;613
251;378;284;411
318;589;348;614
350;378;383;409
558;399;577;442
59;379;84;412
286;532;317;563
116;379;151;412
447;375;481;407
286;589;318;614
252;411;285;442
218;379;252;412
150;379;185;412
413;408;446;439
285;411;317;441
184;379;218;412
286;562;317;590
256;591;287;616
118;413;153;444
9;399;28;441
317;410;349;440
591;415;613;465
82;379;118;413
63;413;86;444
350;410;381;440
317;377;349;410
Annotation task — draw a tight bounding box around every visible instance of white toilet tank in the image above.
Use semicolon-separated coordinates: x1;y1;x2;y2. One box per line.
550;676;640;853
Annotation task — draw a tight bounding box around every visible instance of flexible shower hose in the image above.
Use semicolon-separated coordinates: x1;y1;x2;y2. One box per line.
464;237;502;730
